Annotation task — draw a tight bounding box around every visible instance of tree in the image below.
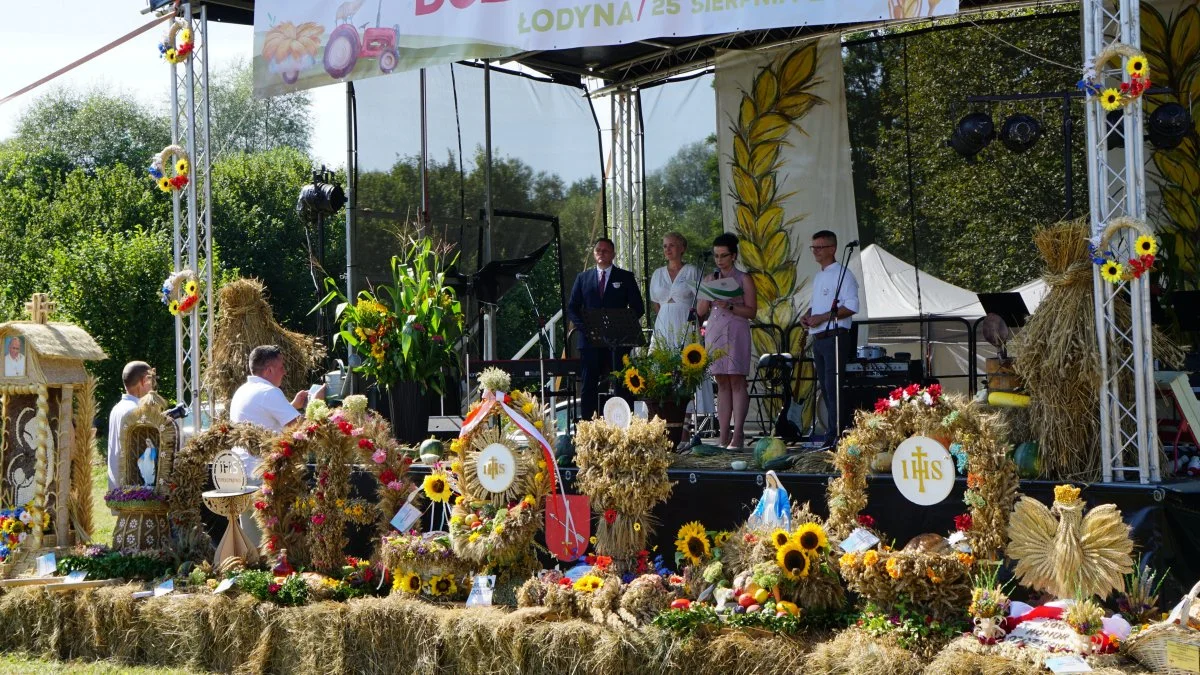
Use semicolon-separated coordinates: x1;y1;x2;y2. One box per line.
208;60;313;157
643;136;722;274
9;88;170;171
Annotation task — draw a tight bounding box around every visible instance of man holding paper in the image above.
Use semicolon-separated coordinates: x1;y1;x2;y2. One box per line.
800;230;859;447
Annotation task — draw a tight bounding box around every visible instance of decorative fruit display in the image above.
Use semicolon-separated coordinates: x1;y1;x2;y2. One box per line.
419;437;444;458
753;437;787;469
670;598;691;610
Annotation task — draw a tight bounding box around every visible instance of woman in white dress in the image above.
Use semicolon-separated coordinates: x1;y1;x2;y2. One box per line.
649;232;715;416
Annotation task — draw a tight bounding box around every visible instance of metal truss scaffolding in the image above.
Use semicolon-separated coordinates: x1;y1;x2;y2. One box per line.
608;90;645;277
169;2;214;423
1082;0;1158;483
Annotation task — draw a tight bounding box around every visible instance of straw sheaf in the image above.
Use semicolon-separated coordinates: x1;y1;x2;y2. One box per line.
926;634;1134;674
1010;220;1183;481
839;549;973;620
825;395;1016;562
806;628;927;675
574;417;674;565
69;375;97;539
205;278;324;405
728;43;825;421
1;322;107;362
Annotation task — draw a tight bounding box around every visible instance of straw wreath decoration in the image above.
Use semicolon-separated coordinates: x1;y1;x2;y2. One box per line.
1077;42;1151;111
158;18;195;65
160;269;200;316
149;144;190;193
1089;217;1158;284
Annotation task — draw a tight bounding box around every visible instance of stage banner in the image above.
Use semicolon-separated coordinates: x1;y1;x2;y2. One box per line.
714;36;862;362
252;0;958;96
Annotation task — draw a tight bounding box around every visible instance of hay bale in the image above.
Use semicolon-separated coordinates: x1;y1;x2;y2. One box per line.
205;278;324;404
924;635;1149;674
807;628;925;675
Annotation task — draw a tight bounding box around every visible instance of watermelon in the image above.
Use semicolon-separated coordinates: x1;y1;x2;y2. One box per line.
419;437;443;458
554;434;575;466
754;437;787;469
1012;441;1040;479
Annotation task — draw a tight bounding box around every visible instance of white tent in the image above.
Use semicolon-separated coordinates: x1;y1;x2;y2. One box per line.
853;244;987;393
1009;278;1049;314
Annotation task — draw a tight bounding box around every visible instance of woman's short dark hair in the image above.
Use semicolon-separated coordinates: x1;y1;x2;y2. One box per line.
713;232;739;256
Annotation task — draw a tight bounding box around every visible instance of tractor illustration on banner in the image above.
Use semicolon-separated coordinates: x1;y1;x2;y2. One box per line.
324;0;400;79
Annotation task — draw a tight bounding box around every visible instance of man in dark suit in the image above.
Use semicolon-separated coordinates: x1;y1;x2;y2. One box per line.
567;237;645;420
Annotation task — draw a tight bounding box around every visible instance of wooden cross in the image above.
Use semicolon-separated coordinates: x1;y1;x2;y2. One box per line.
25;293;56;324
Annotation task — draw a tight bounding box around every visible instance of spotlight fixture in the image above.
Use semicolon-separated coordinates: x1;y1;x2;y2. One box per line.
948;112;995;161
1105;110;1125;150
296;166;346;221
999;114;1042;153
1147;102;1192;150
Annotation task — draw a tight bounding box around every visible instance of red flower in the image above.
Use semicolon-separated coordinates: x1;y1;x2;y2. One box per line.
336;419;354;435
558;578;571;586
857;514;876;528
586;554;596;565
595;555;613;571
311;513;326;526
432;335;444;343
889;387;905;400
874;398;891;414
267;536;279;552
379;469;397;484
279;440;293;457
268;583;282;594
603;509;617;524
954;513;973;531
363;569;375;582
403;457;413;466
262;471;276;482
903;383;921;398
358;438;374;450
254;500;267;511
927;384;942;399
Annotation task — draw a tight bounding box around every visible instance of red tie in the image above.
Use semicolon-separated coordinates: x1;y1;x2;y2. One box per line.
599;270;606;298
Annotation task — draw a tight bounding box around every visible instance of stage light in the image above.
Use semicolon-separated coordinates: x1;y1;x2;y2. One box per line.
999;114;1042;153
296;168;346;221
948;112;995;161
1105;110;1125;150
1147;102;1192;150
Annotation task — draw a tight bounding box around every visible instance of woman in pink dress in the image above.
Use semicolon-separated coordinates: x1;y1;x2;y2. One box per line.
697;233;757;450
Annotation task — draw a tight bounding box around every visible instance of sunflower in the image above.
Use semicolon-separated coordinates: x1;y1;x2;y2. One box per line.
681;343;708;369
180;28;193;44
422;472;452;502
165;48;178;63
1100;260;1125;284
770;529;791;548
1135;235;1158;257
573;574;604;592
395;571;421;594
184;279;198;296
168;300;180;315
624;368;645;395
675;521;710;566
776;541;811;580
157;176;173;192
176;158;190;175
1100;88;1124;111
428;574;456;596
712;531;731;548
792;522;829;553
1126;55;1149;79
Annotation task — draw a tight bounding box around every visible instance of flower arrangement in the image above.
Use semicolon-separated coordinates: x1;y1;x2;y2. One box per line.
873;383;942;413
1078;43;1150;110
234;569;309;606
160;269;200;316
104;486;169;509
574;415;674;571
158;18;195;65
381;531;470;583
0;506;38;563
612;335;722;405
1089;217;1159;285
149;144;190;193
321;236;464;394
255;402;412;572
55;544;175;580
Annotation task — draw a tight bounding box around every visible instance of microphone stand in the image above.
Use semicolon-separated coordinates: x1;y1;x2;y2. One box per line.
684;252;712;450
519;275;552;413
819;242;857;442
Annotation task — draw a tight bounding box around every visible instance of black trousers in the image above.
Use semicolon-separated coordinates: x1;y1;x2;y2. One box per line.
579;345;632;420
812;331;852;442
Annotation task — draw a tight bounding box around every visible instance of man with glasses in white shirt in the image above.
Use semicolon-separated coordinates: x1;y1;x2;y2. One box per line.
801;230;859;448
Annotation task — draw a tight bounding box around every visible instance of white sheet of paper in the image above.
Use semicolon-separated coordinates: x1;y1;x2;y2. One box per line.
391;503;422;533
1044;655;1093;673
131;590;153;599
466;574;496;607
213;578;234;595
35;553;56;577
154;579;174;597
698;276;744;301
64;570;88;583
838;528;881;553
308;383;326;399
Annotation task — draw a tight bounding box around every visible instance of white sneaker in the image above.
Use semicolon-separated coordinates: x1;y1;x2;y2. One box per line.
1187;456;1200;477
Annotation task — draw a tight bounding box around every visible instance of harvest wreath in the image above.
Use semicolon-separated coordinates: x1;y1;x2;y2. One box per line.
827;386;1018;618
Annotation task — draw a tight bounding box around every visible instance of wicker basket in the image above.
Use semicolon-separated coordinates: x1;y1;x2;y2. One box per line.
1124;580;1200;673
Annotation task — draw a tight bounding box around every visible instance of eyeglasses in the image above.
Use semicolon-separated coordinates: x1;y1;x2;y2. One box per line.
713;252;734;260
810;245;835;251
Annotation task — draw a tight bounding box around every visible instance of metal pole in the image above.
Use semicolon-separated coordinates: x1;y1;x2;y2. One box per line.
200;3;214;422
420;68;430;236
483;60;495;360
345;81;357;392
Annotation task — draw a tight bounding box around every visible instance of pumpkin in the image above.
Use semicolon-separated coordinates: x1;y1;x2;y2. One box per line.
1012;441;1040;479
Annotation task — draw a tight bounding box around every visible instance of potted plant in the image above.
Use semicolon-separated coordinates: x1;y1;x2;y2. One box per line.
319;236;464;442
611;335;722;445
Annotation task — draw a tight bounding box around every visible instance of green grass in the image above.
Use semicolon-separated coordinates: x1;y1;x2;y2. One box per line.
89;457;116;547
0;654;198;674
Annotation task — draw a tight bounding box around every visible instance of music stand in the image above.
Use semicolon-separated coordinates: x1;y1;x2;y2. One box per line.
582;308;645;412
977;292;1031;328
471;241;551;306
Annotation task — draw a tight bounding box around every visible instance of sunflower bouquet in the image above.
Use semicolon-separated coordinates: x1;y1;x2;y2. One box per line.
612;335;722;405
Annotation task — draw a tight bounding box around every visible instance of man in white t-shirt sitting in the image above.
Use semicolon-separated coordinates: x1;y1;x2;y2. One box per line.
801;230;860;448
106;361;156;492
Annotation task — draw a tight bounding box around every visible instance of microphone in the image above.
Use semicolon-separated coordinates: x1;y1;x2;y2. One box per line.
515;273;531;280
846;240;860;248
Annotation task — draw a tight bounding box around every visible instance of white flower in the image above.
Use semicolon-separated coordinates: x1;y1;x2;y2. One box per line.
305;398;331;421
478;367;511;393
888;399;900;409
18;511;32;525
343;394;368;415
922;392;933;406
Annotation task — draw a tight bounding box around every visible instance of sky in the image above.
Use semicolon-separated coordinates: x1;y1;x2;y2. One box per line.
0;1;716;182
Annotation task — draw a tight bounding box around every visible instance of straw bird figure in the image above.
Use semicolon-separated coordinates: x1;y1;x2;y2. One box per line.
1006;485;1133;600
